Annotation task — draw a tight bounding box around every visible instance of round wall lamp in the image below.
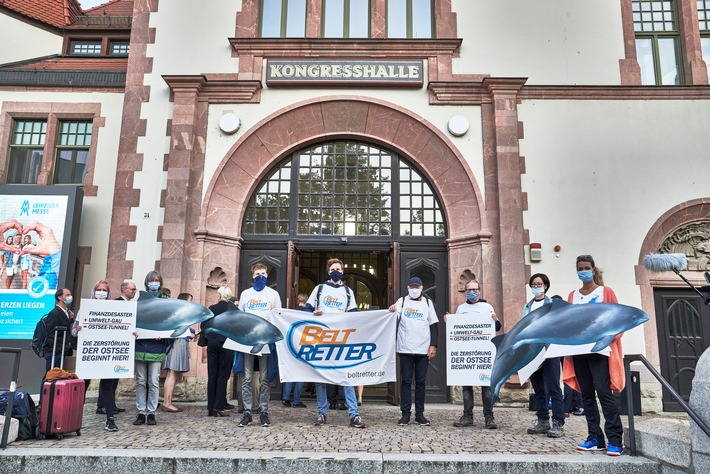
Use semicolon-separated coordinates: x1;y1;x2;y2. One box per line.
219;113;241;134
447;115;469;137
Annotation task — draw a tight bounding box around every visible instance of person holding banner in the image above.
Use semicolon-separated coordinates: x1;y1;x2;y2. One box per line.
237;263;282;427
562;255;624;456
388;277;438;426
304;258;365;428
206;286;236;418
281;293;309;408
162;292;195;413
522;274;564;438
449;279;501;429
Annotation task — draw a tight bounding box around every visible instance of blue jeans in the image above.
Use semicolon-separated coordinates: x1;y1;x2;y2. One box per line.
282;382;304;404
398;353;429;416
530;356;564;424
316;383;358;417
135;361;161;415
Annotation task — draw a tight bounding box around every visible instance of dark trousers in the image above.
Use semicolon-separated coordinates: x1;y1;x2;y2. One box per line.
572;353;623;447
462;385;493;418
399;353;429;416
327;384;345;404
44;352;62;374
99;379;116;418
98;379;119;409
530;356;564;424
207;340;234;411
564;383;583;413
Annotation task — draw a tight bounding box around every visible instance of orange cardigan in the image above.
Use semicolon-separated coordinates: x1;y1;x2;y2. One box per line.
561;286;625;392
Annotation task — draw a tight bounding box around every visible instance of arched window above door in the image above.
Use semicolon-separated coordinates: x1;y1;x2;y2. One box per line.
243;140;446;238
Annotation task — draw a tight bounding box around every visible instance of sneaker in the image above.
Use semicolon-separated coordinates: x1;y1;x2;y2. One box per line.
238;412;252;427
577;438;605;451
147;414;156;426
281;400;292;407
453;416;473;427
484;415;497;429
260;412;271;427
105;417;118;432
96;407;107;415
224;402;235;410
113;406;126;413
546;420;564;438
414;414;430;426
398;414;411;426
314;413;327;426
527;418;551;435
292;402;307;408
350;415;365;428
606;444;623;456
572;407;585;416
336;403;347;410
132;414;145;426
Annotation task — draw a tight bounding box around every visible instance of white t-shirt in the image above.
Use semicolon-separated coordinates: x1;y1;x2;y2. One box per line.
307;283;357;313
238;286;282;322
393;296;438;354
572;286;605;305
455;301;495;318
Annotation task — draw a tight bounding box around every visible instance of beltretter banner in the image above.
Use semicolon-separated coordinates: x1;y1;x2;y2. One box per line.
272;309;396;385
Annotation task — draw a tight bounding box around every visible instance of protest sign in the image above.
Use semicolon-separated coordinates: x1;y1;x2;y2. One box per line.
446;313;496;386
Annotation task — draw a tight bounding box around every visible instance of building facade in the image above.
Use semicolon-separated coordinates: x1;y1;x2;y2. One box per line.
3;0;710;408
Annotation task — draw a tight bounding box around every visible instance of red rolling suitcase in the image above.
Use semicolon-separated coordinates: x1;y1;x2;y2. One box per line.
39;327;84;440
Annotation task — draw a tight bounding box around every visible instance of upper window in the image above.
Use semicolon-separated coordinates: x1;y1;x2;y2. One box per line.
323;0;370;38
387;0;433;38
633;1;683;85
70;40;102;55
698;1;710;80
243;141;446;238
6;120;46;184
109;41;130;56
53;121;92;185
260;0;307;37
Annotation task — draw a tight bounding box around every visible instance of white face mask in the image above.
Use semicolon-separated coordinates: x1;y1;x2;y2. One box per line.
408;288;422;299
94;290;108;300
531;287;545;298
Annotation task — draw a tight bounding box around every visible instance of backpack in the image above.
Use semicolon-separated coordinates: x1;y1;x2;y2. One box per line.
30;314;50;358
0;390;39;440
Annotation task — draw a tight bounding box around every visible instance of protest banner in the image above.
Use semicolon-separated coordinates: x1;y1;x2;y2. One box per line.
272;308;396;385
446;312;496;386
75;299;136;379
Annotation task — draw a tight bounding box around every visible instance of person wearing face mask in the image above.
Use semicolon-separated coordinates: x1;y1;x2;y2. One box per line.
42;287;75;373
521;274;565;438
304;258;365;428
447;279;501;429
562;255;624;456
133;271;173;427
237;263;282;427
388;277;438;426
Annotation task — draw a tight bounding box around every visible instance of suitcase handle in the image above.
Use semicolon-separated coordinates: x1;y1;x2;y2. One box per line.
0;347;22;450
51;326;69;371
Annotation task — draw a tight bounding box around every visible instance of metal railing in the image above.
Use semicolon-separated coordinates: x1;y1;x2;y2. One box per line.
0;70;126;87
624;353;710;457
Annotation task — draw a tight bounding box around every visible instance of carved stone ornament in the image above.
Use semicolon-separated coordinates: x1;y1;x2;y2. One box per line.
206;266;228;289
456;270;476;292
658;221;710;271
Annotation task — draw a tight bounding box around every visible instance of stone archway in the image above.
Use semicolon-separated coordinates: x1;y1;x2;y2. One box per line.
198;96;491;310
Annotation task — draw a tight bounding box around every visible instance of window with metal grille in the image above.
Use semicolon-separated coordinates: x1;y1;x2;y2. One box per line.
109;41;130;55
70;40;102;55
6;120;46;184
243;141;446;238
633;0;682;84
54;121;93;184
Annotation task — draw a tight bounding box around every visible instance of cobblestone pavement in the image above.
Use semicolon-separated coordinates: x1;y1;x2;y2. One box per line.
12;400;608;455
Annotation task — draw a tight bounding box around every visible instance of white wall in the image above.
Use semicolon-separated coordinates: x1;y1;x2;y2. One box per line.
452;0;626;85
0;15;63;64
519;99;710;353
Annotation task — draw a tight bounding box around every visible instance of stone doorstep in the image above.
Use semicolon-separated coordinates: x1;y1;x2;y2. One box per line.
625;416;691;470
0;417;19;445
0;450;660;474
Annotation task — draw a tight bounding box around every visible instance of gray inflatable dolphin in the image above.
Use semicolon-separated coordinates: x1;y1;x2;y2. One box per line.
136;291;214;337
490;342;546;403
201;302;283;354
507;299;649;354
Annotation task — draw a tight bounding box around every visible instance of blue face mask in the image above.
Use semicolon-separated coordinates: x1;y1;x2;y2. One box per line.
578;270;594;283
64;296;73;306
147;281;161;292
253;274;267;291
329;270;343;283
466;290;479;301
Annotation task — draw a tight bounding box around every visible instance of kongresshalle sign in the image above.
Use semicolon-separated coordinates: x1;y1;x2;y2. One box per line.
266;60;423;87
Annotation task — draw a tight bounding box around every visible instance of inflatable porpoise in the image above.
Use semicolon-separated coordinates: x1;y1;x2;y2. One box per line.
489;342;546;403
136;291;214;337
201;302;283;354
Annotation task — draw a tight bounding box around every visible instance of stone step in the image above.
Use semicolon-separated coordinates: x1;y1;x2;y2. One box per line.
626;416;691;472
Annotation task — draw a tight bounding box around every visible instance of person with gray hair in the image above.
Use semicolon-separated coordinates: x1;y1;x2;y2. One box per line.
205;285;236;417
